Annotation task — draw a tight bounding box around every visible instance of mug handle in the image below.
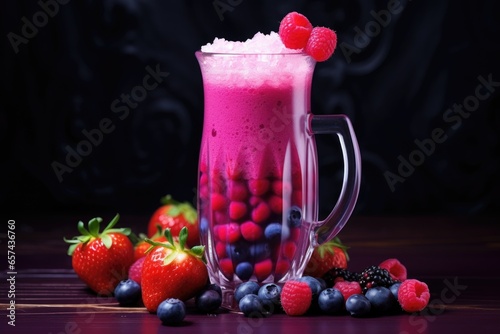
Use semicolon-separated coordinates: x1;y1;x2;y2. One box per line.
308;114;361;245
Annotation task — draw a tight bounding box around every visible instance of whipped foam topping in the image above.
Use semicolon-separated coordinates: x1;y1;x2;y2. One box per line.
201;32;300;54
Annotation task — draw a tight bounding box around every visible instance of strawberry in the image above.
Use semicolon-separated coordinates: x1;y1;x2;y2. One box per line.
141;227;208;313
303;237;348;278
134;225;168;261
147;195;199;247
64;214;135;295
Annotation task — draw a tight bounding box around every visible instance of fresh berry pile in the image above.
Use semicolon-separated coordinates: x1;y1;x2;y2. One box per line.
279;12;338;62
64;197;431;326
230;258;430;318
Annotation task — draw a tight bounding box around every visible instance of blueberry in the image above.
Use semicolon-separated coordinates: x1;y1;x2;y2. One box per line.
249;243;271;261
205;283;223;298
234;281;260;303
235;262;254;280
258;283;281;313
157;298;186;325
200;217;209;234
298;276;322;299
196;289;222;313
114;279;141;307
389;282;401;300
316;277;328;291
287;206;302;227
318;288;344;314
227;242;250;263
345;294;371;317
365;286;397;314
238;294;264;317
264;223;282;240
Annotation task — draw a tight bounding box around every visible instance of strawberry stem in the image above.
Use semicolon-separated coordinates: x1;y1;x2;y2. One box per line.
64;214;130;255
143;227;205;264
159;194;197;225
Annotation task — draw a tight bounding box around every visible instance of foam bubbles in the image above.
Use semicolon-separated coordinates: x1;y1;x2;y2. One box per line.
197;32;314;88
201;32;298;54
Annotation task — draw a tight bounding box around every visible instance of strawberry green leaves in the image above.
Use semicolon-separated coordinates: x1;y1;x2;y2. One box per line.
317;237;349;261
64;214;131;256
160;194;197;225
144;227;205;266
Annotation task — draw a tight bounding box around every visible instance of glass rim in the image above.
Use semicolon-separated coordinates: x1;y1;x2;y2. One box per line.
195;50;311;57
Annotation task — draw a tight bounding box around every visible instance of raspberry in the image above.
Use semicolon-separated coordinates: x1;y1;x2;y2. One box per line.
251;201;271;224
211;193;227;211
292;190;302;207
199;173;208;186
219;258;234;279
379;258;408;282
279;12;313;49
268;195;283;214
275;260;290;278
249;196;263;207
248;179;270;196
271;180;283;196
333;281;362;301
240;221;263;241
305;27;337;62
254;259;273;282
229;201;247;220
281;280;312;316
289;227;301;241
398;279;430;313
128;257;145;285
282;240;297;259
227;180;249;201
217;223;241;243
215;241;227;258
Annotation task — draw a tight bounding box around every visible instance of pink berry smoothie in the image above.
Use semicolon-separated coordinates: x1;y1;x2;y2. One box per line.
196;33;318;299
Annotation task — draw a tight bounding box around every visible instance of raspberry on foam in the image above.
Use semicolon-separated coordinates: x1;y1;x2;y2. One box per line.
304;27;337;62
281;280;312;316
379;258;408;282
333;281;362;301
279;12;313;49
398;279;430;313
278;12;338;62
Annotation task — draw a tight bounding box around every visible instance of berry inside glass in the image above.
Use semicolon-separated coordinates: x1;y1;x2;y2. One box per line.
197;50;316;301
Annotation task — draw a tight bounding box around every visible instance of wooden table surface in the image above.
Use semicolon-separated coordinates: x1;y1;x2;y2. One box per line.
2;215;500;333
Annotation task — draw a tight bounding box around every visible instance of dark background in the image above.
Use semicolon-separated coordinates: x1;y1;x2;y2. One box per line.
1;0;499;218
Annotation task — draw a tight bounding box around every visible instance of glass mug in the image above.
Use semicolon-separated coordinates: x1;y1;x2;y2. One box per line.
195;51;361;310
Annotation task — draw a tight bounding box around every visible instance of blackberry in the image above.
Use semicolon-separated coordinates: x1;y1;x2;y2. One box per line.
358;265;396;293
322;267;360;286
